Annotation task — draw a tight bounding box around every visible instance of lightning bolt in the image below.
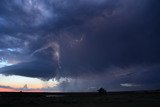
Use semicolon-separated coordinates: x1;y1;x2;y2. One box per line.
31;42;61;69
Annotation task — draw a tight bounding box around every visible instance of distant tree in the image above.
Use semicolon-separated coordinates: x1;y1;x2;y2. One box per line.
97;88;107;95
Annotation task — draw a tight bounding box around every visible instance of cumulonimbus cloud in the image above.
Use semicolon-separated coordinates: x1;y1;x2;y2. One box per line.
0;0;160;91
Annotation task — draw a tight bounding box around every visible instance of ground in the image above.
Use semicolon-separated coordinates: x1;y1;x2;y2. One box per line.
0;91;160;107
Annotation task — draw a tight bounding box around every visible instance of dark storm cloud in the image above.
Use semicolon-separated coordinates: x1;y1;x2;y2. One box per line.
37;65;160;92
0;34;24;48
0;0;160;91
48;64;160;92
0;60;57;79
0;0;122;33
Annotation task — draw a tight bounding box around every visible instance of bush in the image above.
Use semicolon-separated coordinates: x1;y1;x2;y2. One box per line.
97;88;107;95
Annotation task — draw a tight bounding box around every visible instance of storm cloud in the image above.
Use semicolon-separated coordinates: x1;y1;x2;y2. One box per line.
0;0;160;91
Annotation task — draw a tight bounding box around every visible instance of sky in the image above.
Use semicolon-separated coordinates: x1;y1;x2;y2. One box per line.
0;0;160;92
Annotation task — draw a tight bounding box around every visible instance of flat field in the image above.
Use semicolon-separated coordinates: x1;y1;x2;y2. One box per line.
0;91;160;107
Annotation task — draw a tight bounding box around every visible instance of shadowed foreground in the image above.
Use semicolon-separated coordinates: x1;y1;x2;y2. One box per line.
0;91;160;107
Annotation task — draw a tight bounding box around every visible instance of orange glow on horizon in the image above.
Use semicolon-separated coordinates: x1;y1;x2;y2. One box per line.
0;88;18;92
0;74;59;89
0;88;43;92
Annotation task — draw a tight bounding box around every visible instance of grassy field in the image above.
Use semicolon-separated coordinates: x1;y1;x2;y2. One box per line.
0;91;160;107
